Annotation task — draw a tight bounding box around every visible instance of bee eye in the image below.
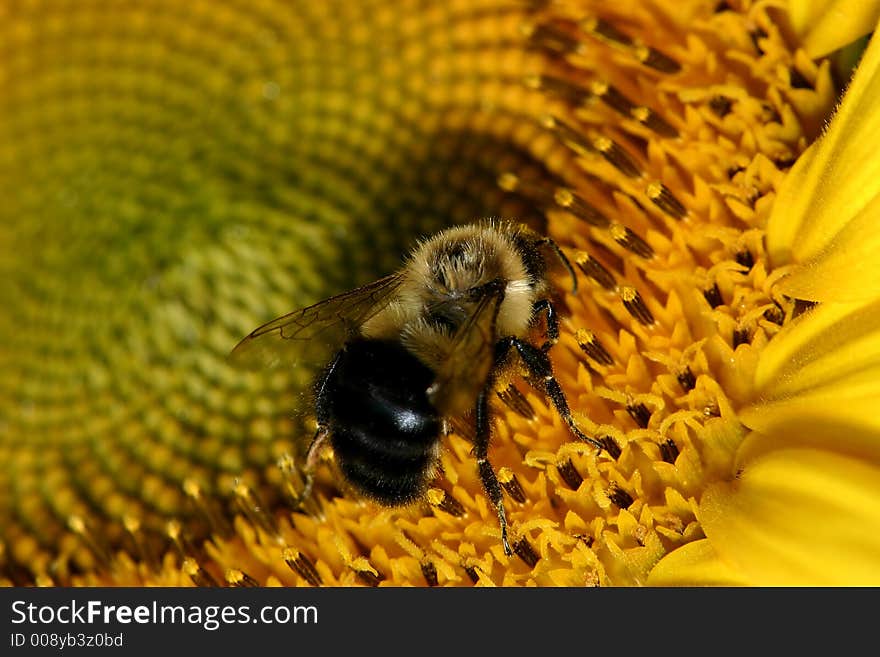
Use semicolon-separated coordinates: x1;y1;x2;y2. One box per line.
427;309;464;333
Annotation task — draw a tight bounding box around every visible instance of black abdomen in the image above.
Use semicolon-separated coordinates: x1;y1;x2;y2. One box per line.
316;338;441;505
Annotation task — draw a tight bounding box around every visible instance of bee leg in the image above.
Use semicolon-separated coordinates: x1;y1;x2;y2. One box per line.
508;337;606;452
474;384;512;556
531;298;559;352
294;427;330;508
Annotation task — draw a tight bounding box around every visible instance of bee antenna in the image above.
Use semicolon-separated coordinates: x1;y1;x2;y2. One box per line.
540;237;578;294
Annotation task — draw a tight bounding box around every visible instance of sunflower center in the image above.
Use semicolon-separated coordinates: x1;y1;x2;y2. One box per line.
0;1;836;585
199;2;834;587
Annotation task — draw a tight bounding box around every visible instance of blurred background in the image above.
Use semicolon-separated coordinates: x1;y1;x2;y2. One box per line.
0;0;562;578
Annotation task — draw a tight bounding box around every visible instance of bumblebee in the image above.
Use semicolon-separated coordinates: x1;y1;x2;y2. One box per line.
231;221;603;555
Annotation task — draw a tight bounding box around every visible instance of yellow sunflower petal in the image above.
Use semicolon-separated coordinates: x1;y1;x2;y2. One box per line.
789;0;880;58
774;185;880;303
698;447;880;586
743;391;880;446
647;539;750;587
766;25;880;303
741;299;880;435
736;426;880;471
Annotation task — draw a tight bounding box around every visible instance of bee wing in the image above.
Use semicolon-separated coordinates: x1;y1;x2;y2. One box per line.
229;273;405;371
428;284;505;416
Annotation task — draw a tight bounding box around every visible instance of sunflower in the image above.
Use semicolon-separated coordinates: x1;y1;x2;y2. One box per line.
0;0;877;587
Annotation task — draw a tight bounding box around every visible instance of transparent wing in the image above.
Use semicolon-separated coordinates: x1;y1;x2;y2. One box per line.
428;283;505;416
229;273;405;371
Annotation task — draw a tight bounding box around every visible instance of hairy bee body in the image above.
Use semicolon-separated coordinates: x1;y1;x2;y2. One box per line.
316;338;440;505
231;220;596;554
359;223;545;415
